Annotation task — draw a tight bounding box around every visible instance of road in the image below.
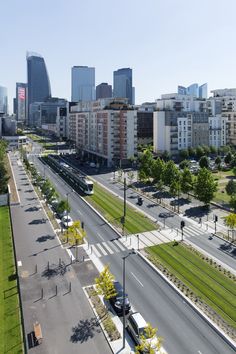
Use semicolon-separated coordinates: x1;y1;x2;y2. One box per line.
29;149;235;354
10;152;112;354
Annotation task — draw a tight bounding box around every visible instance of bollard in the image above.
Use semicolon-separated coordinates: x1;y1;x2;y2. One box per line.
35;264;37;273
83;255;85;262
55;285;57;296
41;288;44;299
91;245;93;254
59;258;61;266
75;240;78;262
47;261;49;271
69;282;71;293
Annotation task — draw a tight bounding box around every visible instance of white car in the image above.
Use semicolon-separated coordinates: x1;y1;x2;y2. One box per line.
61;215;73;228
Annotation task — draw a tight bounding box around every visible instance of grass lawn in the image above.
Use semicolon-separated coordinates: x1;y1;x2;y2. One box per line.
146;242;236;329
0;206;23;353
85;182;157;234
212;170;234;204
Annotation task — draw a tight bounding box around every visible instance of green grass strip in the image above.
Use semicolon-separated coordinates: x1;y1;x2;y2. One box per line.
85;182;156;234
0;206;23;353
147;243;236;329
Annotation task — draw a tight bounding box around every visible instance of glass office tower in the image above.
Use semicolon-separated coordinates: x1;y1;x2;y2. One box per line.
0;86;8;114
27;52;51;108
113;68;133;104
71;66;95;102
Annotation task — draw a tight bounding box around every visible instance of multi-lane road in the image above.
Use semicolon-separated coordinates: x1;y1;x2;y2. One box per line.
29;147;235;354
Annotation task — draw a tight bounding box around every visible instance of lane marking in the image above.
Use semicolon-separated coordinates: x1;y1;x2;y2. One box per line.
97;233;104;241
96;243;107;256
131;272;144;287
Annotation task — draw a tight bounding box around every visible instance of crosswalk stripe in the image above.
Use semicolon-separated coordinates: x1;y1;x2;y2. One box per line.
113;239;126;251
92;245;101;257
187;225;204;236
101;242;114;254
96;243;108;256
108;241;120;252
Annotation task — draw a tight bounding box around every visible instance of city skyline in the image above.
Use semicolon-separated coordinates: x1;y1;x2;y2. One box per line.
2;0;236;112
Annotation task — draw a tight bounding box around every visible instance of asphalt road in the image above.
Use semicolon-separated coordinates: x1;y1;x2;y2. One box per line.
59;156;236;272
29;150;236;354
9;152;112;354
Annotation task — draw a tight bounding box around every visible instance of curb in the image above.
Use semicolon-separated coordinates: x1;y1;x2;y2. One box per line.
137;251;236;350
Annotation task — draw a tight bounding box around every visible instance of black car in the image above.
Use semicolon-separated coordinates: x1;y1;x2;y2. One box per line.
109;281;131;316
137;196;143;206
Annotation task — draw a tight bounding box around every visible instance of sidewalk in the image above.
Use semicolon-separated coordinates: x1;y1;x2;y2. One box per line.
9;152;112;354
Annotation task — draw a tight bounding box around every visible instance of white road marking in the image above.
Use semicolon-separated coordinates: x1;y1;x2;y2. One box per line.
96;243;107;256
17;261;22;267
97;233;104;241
131;272;144;287
198;351;203;354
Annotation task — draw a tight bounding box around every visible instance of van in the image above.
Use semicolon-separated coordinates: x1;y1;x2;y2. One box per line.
109;281;131;316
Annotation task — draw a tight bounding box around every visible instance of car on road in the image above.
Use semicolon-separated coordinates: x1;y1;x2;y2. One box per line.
127;312;159;351
109;281;131;316
137;196;143;206
61;215;73;228
159;212;174;218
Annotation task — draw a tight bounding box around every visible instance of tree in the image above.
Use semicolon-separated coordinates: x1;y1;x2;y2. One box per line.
67;220;86;245
196;146;204;159
127;170;135;186
230;195;236;212
199;156;209;169
226;180;236;196
215;156;221;167
95;265;117;300
179;160;190;170
224;213;236;239
41;179;52;195
56;199;71;214
139;149;153;181
210;145;217;154
151;158;165;182
188;147;196;157
162;160;179;186
232;167;236;178
135;323;162;354
180;168;193;195
161;150;170;162
179;149;189;161
194;168;217;205
170;180;180;198
202;145;210;156
0;162;9;193
155;180;164;203
224;152;232;165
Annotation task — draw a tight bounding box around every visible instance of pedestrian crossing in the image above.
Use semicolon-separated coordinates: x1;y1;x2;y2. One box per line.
86;224;209;258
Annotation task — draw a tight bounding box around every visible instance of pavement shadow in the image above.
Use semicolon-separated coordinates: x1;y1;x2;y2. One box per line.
170;197;191;206
25;189;34;193
27;331;37;348
184;206;209;218
36;234;55;242
25;206;40;212
70;317;101;343
29;219;45;225
41;261;68;279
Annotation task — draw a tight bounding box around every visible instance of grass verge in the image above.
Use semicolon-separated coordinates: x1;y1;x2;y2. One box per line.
86;286;120;341
0;206;23;353
146;242;236;330
85;182;157;234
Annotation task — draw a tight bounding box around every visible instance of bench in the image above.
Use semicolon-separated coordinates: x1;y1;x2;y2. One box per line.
33;322;43;344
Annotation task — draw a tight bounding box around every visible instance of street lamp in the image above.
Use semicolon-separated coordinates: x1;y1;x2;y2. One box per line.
66;192;70;242
122;249;136;349
180;220;185;241
214;215;218;234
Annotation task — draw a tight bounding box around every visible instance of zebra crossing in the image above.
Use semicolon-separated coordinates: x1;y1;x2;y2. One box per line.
86;223;209;259
89;238;128;258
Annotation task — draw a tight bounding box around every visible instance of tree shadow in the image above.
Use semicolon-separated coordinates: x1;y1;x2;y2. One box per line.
29;219;45;225
170;198;191;206
41;261;68;279
184;206;209;218
36;235;55;243
70;317;101;343
25;206;40;212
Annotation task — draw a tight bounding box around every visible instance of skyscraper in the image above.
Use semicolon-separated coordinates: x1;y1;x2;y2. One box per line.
113;68;133;104
0;86;8;115
15;83;27;123
178;83;208;99
96;83;112;100
27;52;51;109
71;66;95;102
199;83;208;99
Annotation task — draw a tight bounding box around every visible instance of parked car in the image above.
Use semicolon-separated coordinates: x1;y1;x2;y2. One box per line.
57;210;68;219
109;281;131;316
61;215;73;228
159;212;174;218
127;312;159;351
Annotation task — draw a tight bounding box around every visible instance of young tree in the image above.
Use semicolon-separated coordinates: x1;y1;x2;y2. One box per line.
0;162;9;193
161;150;170;162
196;146;204;159
179;160;190;170
127;170;135;186
162;160;179;186
230;195;236;212
95;265;117;300
202;145;210;156
215;156;221;168
139;149;154;181
155;180;164;203
224;213;236;239
226;180;236;196
180;168;193;195
67;220;86;245
232;166;236;178
199;156;209;169
210;145;217;155
179;149;189;161
194;168;217;205
135;323;162;354
188;147;196;158
170;179;180;198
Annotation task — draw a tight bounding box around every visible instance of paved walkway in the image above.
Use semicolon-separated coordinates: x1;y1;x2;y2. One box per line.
9;152;112;354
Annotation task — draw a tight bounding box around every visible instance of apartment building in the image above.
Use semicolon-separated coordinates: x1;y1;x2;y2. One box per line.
69;98;137;167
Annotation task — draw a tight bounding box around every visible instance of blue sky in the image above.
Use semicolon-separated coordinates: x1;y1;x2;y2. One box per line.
1;0;236;112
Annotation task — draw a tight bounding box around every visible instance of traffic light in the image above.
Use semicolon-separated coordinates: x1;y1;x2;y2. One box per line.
180;221;185;229
214;215;218;223
81;221;84;229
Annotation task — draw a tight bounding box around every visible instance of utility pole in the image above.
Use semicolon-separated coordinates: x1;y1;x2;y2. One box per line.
124;177;127;219
180;220;185;241
214;215;218;234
